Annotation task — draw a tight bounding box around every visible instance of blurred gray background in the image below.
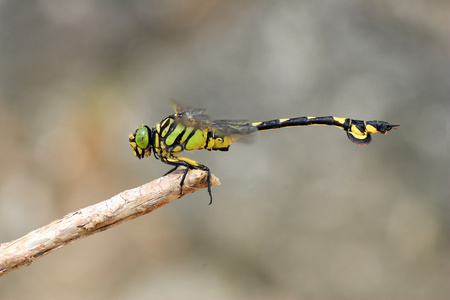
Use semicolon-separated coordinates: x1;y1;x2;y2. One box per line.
0;0;449;299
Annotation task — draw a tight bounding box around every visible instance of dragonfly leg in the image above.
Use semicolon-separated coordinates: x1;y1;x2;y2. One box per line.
162;156;213;204
195;164;212;205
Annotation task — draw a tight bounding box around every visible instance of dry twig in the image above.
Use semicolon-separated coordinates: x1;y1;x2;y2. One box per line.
0;170;220;277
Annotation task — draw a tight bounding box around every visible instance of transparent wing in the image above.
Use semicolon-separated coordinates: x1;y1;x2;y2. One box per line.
171;101;212;129
171;101;207;116
171;102;257;140
212;120;258;136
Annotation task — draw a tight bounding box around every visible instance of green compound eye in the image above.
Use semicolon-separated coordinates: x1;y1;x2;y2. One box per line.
135;126;150;149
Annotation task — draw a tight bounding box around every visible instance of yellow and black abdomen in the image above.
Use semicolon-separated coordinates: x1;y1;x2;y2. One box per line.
252;116;397;145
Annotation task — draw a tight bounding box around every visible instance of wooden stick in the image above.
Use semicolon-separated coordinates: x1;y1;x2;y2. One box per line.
0;170;220;277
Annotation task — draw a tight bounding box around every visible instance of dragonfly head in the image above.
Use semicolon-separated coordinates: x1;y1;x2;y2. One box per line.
129;125;153;159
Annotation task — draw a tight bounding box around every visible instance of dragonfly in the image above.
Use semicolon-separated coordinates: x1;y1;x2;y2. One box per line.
129;102;398;204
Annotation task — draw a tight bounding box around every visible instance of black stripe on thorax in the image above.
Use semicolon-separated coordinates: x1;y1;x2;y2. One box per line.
162;117;180;140
159;116;174;133
170;126;188;149
180;126;202;149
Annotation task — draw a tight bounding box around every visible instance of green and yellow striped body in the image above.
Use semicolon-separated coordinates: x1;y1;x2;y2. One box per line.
153;114;247;157
129;103;398;203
